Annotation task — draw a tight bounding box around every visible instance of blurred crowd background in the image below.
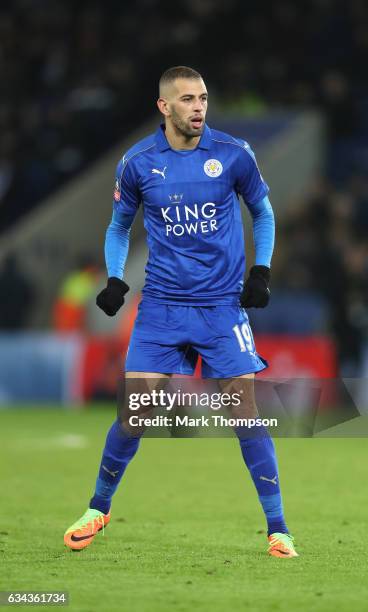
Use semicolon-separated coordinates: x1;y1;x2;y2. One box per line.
1;0;368;401
2;0;368;226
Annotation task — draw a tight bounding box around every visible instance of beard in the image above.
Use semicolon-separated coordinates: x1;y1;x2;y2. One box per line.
170;107;204;138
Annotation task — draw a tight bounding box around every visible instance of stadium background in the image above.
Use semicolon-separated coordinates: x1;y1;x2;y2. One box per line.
1;1;368;611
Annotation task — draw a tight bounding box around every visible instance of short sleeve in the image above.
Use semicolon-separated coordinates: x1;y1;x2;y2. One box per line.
235;141;269;207
113;156;140;216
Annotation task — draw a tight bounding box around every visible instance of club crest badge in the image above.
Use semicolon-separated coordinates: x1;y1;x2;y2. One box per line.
204;159;223;178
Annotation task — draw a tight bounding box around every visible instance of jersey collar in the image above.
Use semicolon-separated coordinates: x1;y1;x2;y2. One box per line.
155;123;212;152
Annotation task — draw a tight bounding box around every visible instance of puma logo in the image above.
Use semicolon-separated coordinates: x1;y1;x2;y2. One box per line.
260;475;277;485
152;166;167;179
102;465;119;478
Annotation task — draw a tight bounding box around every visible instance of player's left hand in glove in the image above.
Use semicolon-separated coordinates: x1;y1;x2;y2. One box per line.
240;265;270;308
96;277;130;316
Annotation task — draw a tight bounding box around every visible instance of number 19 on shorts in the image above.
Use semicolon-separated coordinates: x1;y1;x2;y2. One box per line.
232;322;255;353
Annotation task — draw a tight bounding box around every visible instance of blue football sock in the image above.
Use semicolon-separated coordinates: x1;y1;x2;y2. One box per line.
236;425;288;536
89;420;141;514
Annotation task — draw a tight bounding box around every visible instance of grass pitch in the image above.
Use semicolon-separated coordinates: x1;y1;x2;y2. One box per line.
1;406;367;612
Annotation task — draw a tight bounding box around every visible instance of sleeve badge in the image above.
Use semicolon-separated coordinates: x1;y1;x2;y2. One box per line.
113;179;121;201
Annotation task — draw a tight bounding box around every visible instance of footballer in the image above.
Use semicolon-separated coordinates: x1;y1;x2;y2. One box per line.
64;66;298;558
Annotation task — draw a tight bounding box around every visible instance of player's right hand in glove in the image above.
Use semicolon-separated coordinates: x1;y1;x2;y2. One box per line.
96;277;130;316
240;265;270;308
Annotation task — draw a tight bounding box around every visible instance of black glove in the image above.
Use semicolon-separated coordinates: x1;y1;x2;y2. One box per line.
96;277;130;316
240;265;270;308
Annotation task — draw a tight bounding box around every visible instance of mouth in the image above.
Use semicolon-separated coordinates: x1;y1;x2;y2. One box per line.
190;117;203;130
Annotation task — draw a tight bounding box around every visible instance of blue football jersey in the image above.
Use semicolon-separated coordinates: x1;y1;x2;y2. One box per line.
113;124;269;305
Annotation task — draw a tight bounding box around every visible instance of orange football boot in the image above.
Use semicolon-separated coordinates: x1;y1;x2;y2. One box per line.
268;533;298;558
64;508;111;551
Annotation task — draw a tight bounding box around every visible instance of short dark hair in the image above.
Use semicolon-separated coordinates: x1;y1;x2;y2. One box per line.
159;66;202;92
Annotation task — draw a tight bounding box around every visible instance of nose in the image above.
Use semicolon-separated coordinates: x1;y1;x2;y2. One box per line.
193;97;205;113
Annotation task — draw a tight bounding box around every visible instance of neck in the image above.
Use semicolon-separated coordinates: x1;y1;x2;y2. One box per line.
164;121;201;150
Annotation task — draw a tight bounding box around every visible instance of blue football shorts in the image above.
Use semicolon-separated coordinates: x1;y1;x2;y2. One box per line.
124;300;268;378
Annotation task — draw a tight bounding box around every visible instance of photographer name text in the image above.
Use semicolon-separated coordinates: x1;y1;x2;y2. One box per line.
128;415;278;428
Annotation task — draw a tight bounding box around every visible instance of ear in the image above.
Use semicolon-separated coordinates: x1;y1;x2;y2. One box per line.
157;97;170;117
